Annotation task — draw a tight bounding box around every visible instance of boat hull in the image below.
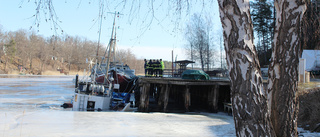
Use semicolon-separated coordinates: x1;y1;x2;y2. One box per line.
95;71;137;93
72;93;111;111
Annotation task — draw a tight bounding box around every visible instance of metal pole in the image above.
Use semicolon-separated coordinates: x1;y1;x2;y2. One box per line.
207;26;209;71
172;50;174;77
220;36;222;69
96;3;104;61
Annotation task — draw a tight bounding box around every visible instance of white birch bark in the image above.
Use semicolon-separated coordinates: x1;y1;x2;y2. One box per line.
268;0;306;137
217;0;275;136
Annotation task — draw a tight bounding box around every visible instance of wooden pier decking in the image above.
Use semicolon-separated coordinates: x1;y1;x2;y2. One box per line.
137;77;231;113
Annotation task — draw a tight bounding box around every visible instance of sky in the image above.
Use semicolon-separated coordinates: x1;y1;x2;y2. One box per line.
0;0;223;63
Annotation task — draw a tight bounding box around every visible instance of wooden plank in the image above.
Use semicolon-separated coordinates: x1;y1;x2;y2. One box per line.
208;85;219;112
158;84;165;107
212;85;219;113
184;85;191;112
163;84;170;112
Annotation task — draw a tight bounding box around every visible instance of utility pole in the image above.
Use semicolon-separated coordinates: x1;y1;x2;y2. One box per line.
220;35;222;69
207;26;210;71
191;43;193;69
172;50;174;77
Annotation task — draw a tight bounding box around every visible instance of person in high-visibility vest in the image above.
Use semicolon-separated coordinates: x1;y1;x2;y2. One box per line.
144;59;148;77
151;59;157;77
154;59;161;77
160;59;164;77
148;59;153;77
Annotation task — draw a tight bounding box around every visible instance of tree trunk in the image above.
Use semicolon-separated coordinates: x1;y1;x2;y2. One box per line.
217;0;275;136
29;54;32;70
4;56;7;71
199;44;205;71
267;1;306;137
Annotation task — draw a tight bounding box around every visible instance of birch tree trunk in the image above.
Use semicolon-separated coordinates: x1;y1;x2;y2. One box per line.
217;0;275;136
268;1;306;137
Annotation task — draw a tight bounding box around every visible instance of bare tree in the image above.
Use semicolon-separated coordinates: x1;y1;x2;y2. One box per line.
61;36;76;71
3;39;16;71
0;28;5;60
115;48;144;74
28;33;44;72
12;30;30;68
36;36;49;74
185;13;213;71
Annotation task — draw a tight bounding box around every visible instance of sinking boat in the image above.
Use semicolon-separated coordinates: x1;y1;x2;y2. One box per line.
71;64;138;111
92;63;137;93
65;12;138;111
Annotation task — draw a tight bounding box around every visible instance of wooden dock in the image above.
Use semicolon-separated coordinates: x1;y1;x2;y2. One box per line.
137;77;231;113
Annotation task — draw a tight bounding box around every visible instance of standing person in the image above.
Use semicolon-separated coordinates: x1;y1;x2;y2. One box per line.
152;59;156;77
155;59;161;77
160;59;164;77
148;59;153;77
144;59;148;77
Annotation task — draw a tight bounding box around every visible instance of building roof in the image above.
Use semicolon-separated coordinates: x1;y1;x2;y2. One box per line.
173;60;195;64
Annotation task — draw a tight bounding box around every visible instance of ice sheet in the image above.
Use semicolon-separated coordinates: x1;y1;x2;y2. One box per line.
0;111;236;137
0;75;318;137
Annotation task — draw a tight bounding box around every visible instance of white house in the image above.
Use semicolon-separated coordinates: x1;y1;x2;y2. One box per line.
300;50;320;71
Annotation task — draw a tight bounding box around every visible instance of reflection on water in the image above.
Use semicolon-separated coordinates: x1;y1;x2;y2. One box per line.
0;75;75;111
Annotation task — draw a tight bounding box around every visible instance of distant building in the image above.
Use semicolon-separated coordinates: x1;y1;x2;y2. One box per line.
300;50;320;72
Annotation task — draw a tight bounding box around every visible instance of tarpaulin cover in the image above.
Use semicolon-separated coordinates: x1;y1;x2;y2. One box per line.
181;70;210;80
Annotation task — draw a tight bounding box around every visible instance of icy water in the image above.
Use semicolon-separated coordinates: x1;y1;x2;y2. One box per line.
0;75;317;137
0;75;74;112
0;75;237;137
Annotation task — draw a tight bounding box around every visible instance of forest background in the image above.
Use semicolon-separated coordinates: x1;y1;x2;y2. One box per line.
0;29;162;75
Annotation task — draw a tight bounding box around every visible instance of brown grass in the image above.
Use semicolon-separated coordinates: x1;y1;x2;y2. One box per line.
298;87;320;132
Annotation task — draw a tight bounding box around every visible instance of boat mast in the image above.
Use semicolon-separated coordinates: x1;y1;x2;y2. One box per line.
104;11;119;84
92;3;105;91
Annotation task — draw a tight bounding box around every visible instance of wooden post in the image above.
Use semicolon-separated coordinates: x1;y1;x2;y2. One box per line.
139;83;150;112
163;84;170;112
208;85;219;112
158;84;164;107
184;85;191;112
